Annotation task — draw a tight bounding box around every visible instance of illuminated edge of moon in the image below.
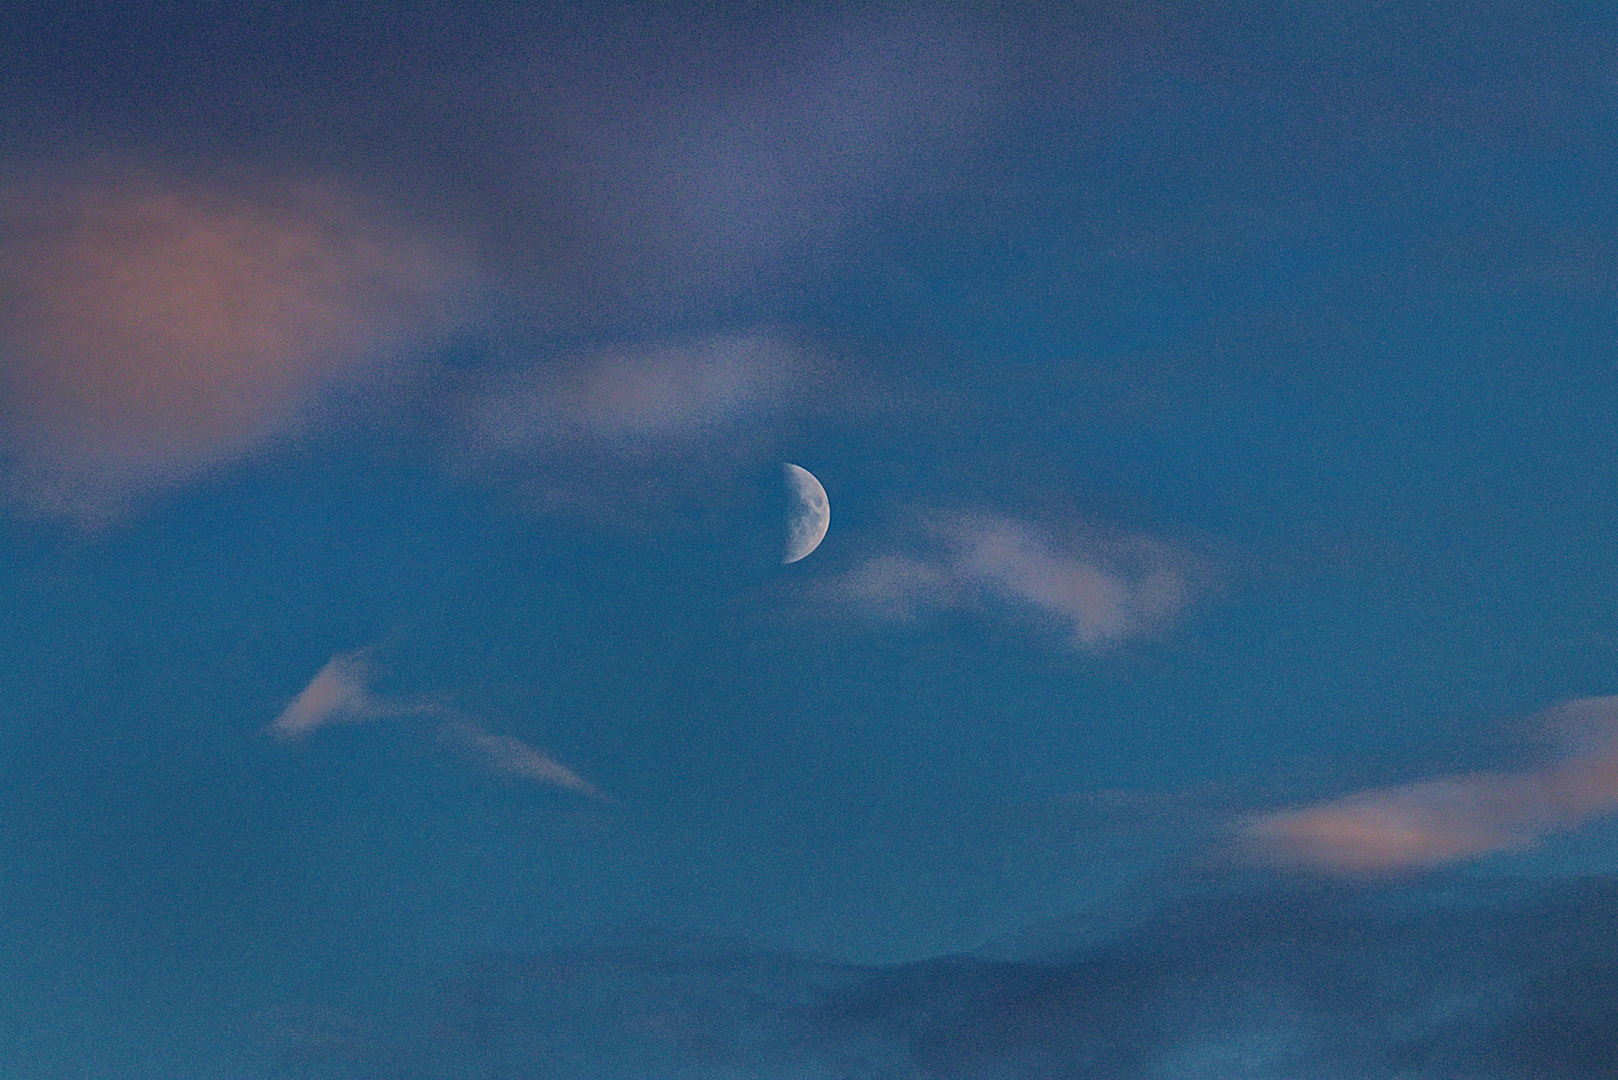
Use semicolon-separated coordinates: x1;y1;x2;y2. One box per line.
783;462;830;563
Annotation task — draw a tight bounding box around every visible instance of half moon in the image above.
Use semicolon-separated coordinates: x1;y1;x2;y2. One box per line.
782;463;830;564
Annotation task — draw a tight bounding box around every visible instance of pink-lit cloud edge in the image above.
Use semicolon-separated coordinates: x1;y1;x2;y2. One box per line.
271;649;606;800
1245;695;1618;873
0;168;472;520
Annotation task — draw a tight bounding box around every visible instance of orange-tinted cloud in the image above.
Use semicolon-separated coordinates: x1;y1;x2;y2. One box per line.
0;170;466;515
438;719;609;800
270;652;607;800
1247;695;1618;873
269;649;402;739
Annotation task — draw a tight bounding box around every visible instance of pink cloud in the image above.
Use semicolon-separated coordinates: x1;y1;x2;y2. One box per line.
270;651;607;800
824;512;1203;648
0;170;467;516
1247;695;1618;873
268;648;438;740
438;719;609;800
269;650;383;740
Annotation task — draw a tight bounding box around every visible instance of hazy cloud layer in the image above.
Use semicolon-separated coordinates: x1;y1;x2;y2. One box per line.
469;334;798;453
0;8;1136;521
268;875;1618;1080
826;512;1204;648
0;171;467;516
471;8;1007;316
1248;695;1618;873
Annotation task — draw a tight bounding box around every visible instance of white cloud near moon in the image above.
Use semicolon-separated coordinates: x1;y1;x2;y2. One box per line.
457;332;815;529
823;512;1205;648
468;334;798;454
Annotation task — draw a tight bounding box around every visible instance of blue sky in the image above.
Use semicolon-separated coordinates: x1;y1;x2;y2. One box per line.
5;2;1618;1076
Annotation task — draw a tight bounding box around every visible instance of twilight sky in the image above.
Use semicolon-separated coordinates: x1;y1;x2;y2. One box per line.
6;2;1618;1077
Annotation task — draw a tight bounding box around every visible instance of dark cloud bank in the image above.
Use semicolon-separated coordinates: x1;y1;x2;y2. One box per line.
269;872;1618;1079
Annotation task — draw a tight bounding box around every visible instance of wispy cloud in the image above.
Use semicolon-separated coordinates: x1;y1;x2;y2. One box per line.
0;169;468;518
457;331;821;532
271;649;608;799
1246;695;1618;873
480;10;1005;312
438;719;610;800
468;334;798;453
824;511;1205;648
268;649;424;739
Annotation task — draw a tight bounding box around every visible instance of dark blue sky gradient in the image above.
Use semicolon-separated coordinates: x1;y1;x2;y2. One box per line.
6;2;1618;1076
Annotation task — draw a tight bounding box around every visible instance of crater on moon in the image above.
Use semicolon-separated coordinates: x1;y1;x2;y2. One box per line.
782;463;829;564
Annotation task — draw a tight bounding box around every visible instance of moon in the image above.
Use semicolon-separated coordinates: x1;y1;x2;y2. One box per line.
782;463;830;564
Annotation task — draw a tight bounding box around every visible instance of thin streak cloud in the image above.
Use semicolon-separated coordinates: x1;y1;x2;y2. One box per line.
271;650;607;800
439;720;610;801
1247;695;1618;873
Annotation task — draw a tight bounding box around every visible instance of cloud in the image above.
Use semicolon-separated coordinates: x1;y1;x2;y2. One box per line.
271;650;607;799
961;518;1190;646
268;649;406;739
825;512;1203;648
438;719;609;800
478;9;1005;312
1247;695;1618;873
457;332;820;531
468;334;798;454
269;648;441;739
0;169;468;517
266;876;1618;1080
